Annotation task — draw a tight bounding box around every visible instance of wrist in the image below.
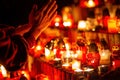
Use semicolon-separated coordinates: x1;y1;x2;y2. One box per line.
31;28;42;40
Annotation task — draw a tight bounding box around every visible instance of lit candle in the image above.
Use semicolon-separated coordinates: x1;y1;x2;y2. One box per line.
108;17;118;33
76;50;83;60
0;65;7;78
72;60;81;70
21;70;30;80
99;50;111;65
45;48;51;61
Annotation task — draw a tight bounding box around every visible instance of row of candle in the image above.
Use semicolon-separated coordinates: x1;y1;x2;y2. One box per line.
44;39;112;72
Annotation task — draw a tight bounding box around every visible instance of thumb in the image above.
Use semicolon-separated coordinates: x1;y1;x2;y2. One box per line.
29;4;38;18
29;4;38;25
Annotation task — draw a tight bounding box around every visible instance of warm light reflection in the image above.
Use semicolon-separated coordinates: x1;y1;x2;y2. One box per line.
84;68;94;72
62;63;70;68
74;69;83;72
54;58;61;61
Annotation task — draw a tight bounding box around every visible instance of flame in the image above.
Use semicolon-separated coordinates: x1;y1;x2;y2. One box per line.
63;20;72;27
45;48;50;57
0;65;7;77
78;21;87;29
21;70;30;80
87;0;95;8
36;45;42;50
72;60;81;70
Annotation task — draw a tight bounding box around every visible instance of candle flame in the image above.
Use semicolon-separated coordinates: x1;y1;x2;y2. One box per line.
0;65;7;77
36;45;42;50
21;70;30;80
72;60;81;70
45;48;50;57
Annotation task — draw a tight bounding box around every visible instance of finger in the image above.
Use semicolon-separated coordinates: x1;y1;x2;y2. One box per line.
30;4;38;16
40;11;57;30
40;0;51;13
35;1;57;22
48;5;57;19
49;11;57;23
35;11;44;23
46;0;57;15
39;11;57;27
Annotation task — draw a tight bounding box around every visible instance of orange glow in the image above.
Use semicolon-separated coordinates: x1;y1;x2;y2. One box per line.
72;60;81;70
65;43;70;50
21;70;30;80
86;0;95;8
80;0;99;8
55;22;60;26
54;16;61;22
62;62;70;68
78;20;87;30
31;45;35;49
84;68;94;72
45;48;50;57
36;45;42;50
63;20;72;27
108;17;118;33
0;65;7;77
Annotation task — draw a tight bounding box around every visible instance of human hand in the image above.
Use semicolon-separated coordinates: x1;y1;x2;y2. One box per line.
29;0;58;40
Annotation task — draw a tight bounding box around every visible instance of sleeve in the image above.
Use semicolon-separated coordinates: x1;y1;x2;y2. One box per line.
0;28;33;71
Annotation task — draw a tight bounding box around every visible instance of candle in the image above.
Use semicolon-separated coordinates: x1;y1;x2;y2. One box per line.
72;60;81;70
45;48;51;61
76;50;82;59
0;65;7;77
99;50;111;65
108;17;118;33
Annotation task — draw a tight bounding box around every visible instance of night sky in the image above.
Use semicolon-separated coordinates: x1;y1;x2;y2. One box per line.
0;0;74;27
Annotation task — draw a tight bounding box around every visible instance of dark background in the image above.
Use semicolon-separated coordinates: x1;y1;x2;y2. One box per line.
0;0;119;27
0;0;74;27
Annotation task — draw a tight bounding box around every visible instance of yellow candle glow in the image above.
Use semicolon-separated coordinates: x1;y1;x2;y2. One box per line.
45;48;50;57
45;48;51;61
62;62;70;69
84;68;94;72
99;50;111;65
108;17;118;33
0;65;7;77
76;50;83;60
21;70;30;80
54;58;61;61
100;52;108;60
72;60;81;70
74;69;83;72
